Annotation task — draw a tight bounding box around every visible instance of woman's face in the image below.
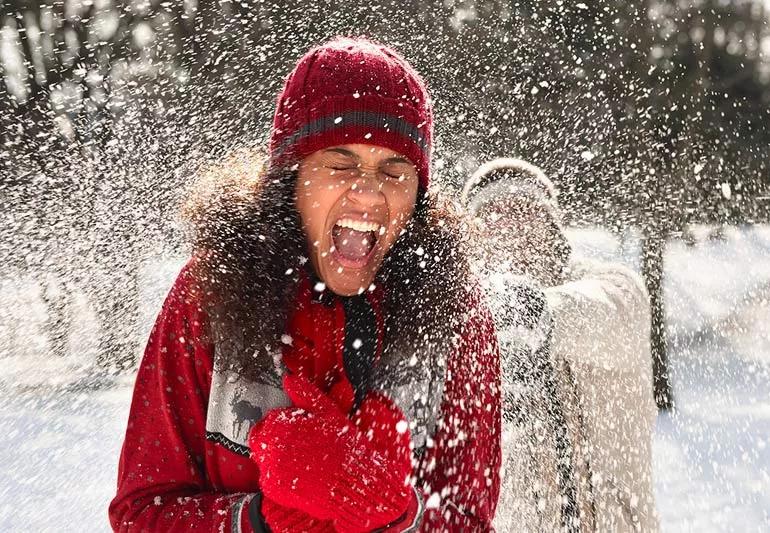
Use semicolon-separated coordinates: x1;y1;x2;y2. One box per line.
295;144;420;296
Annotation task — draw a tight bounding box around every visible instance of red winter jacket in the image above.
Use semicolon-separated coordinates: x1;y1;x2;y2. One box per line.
109;261;501;532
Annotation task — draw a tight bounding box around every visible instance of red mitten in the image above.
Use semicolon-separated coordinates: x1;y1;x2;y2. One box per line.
352;394;423;531
352;393;413;481
249;374;414;533
260;496;335;533
378;488;423;532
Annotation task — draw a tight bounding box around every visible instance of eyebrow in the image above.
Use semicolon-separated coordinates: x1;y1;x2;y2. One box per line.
323;147;359;159
382;156;413;165
323;148;413;168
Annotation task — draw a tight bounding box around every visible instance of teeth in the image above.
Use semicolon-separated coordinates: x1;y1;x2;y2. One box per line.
336;218;381;232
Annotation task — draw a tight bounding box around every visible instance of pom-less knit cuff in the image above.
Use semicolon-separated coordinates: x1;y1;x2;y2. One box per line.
373;485;424;532
331;448;413;530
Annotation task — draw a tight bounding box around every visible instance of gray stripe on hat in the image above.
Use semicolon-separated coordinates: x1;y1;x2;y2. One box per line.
273;111;429;161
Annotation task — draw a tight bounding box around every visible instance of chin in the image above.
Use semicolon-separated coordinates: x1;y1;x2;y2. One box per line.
324;267;377;296
312;246;382;296
326;280;367;297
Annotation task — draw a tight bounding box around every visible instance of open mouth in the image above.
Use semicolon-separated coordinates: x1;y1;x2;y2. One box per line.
331;217;383;269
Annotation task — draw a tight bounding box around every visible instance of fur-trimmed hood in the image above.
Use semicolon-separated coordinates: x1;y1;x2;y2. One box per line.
181;149;474;386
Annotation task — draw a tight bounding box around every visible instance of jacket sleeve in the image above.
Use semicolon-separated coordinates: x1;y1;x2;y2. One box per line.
419;294;501;532
546;260;652;374
108;263;263;532
546;260;659;531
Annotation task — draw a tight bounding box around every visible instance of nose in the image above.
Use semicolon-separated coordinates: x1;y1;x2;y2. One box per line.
346;173;386;208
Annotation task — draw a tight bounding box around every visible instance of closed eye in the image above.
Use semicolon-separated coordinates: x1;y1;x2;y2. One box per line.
381;165;415;180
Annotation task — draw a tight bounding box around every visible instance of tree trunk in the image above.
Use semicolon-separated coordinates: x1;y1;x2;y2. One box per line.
95;265;140;371
39;276;73;358
641;228;673;410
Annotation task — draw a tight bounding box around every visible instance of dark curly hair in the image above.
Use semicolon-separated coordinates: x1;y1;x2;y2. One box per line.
182;149;472;384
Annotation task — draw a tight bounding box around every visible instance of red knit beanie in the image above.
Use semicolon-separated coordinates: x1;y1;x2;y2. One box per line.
269;37;433;191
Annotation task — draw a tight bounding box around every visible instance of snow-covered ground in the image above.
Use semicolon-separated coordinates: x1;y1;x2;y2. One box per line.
569;226;770;532
1;226;769;532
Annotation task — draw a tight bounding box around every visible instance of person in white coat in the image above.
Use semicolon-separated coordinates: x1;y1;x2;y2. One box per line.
463;158;659;532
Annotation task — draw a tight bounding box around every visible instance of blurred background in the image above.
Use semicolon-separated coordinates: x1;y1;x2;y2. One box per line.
1;0;769;530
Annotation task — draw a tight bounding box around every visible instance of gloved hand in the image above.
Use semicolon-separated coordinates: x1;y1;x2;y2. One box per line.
259;496;336;533
351;391;413;481
351;392;423;531
249;373;415;533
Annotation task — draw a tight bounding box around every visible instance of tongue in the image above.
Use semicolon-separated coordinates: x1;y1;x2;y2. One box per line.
333;226;375;260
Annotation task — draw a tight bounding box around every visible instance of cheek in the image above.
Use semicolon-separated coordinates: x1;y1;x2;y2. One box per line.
295;193;318;236
385;182;418;225
296;184;339;236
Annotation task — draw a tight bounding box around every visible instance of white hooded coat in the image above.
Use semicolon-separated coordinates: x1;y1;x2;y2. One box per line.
465;157;658;531
545;259;659;532
490;260;659;532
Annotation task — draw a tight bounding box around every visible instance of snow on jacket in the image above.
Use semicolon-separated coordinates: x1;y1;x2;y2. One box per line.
546;259;659;532
109;261;502;532
484;274;591;532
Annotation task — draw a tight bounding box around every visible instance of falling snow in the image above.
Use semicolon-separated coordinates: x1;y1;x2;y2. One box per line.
2;1;769;531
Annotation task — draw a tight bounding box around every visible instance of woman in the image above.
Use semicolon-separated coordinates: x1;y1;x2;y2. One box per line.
109;37;502;532
463;158;659;533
